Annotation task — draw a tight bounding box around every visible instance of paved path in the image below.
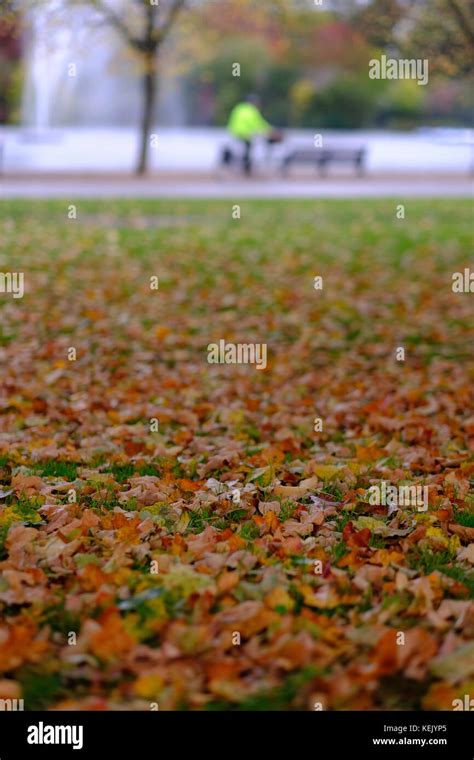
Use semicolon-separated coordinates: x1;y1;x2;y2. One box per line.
1;175;473;199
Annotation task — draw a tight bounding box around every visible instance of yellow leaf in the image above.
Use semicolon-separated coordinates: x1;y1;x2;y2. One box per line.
265;587;294;611
176;512;190;534
133;674;164;699
154;326;171;340
312;465;341;480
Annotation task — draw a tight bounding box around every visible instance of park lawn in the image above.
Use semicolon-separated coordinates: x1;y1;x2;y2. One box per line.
0;198;472;710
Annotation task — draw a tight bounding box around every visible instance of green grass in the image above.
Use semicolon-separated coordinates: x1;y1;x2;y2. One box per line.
409;547;474;595
455;510;474;528
17;667;65;711
408;547;457;574
240;520;259;540
331;540;350;565
1;199;472;271
105;463;163;482
34;460;78;480
442;566;474;596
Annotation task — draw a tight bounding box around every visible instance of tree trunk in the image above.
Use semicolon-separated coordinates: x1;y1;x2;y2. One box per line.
136;55;157;176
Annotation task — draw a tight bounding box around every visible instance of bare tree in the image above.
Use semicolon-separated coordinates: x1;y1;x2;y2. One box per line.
87;0;187;174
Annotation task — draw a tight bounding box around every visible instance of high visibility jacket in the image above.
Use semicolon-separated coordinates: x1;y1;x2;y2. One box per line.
227;102;271;140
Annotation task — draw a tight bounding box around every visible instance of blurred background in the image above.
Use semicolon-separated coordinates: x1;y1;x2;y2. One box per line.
0;0;473;182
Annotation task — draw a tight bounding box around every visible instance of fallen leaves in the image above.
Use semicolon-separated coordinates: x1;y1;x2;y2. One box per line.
0;622;49;672
458;544;474;564
430;642;474;684
272;475;319;498
82;609;136;663
213;601;276;638
354;515;413;537
11;474;45;497
0;199;472;709
448;523;474;542
370;628;438;680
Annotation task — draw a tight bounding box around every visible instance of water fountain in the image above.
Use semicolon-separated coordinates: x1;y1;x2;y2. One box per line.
21;0;78;137
21;0;188;128
11;0;189;170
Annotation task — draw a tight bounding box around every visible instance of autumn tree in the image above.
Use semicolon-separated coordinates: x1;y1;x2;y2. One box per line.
0;0;23;123
351;0;404;49
348;0;473;76
401;0;474;77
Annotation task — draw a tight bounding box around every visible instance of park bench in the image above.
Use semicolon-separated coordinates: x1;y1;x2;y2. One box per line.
281;146;366;177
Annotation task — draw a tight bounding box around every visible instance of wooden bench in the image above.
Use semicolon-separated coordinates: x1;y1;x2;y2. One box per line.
281;146;366;177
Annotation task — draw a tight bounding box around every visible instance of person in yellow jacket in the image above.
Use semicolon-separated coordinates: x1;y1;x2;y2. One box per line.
227;94;272;176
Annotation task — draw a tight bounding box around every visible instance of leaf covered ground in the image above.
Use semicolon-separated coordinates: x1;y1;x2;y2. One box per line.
0;199;473;710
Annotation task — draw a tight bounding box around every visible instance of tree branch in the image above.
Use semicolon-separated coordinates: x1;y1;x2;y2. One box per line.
87;0;140;49
157;0;187;44
445;0;474;47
